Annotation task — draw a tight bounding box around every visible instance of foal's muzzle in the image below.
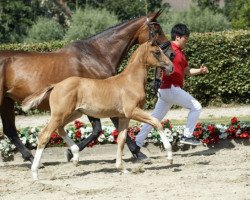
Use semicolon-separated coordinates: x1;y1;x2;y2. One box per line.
161;63;174;75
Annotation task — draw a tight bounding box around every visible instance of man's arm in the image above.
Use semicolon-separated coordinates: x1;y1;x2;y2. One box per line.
184;64;209;76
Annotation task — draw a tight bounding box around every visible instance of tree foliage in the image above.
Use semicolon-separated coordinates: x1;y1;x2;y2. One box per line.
25;17;65;43
224;0;250;29
192;0;221;12
0;0;40;43
159;5;230;34
64;7;118;41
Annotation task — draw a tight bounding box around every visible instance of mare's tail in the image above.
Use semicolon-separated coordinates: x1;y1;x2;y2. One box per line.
22;85;55;111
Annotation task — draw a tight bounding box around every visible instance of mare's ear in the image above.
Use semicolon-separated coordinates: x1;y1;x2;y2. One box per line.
150;8;165;21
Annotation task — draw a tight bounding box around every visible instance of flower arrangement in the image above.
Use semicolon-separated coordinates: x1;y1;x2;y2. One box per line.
0;117;249;160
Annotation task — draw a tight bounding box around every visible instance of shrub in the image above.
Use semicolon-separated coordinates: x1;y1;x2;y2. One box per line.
64;7;119;41
159;5;231;33
25;17;65;42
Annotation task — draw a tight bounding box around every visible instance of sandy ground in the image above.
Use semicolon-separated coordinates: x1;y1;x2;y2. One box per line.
0;140;249;200
0;105;249;200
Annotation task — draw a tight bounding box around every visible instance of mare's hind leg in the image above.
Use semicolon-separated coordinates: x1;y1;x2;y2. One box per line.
0;97;34;163
77;116;102;151
130;107;173;163
116;118;130;170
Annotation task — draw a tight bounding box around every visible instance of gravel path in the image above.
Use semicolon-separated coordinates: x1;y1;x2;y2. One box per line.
1;105;249;129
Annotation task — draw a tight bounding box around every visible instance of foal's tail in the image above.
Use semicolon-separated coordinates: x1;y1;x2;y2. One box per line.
22;85;55;112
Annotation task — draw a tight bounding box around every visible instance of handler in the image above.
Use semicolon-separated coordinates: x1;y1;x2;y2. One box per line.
127;23;209;161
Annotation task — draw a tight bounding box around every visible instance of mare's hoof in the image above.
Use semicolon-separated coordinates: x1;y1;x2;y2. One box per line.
65;149;73;162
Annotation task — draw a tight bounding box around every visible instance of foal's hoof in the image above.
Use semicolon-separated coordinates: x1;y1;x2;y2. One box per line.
39;163;45;169
121;169;130;174
65;149;73;162
72;160;79;166
168;159;173;165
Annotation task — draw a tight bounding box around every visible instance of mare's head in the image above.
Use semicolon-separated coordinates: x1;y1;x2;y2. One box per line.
141;40;174;75
136;10;175;62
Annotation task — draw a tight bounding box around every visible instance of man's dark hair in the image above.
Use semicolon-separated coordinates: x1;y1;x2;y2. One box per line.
171;23;190;41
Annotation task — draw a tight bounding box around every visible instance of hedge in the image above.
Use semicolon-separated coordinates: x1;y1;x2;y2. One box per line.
0;30;249;110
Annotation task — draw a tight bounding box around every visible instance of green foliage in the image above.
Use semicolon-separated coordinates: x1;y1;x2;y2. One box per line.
25;17;65;42
64;7;119;41
0;0;39;43
100;0;167;21
1;30;249;109
184;30;250;106
159;5;230;33
224;0;250;29
192;0;222;12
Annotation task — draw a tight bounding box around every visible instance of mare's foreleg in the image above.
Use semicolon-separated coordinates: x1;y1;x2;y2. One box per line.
0;97;34;163
130;107;173;163
116;118;130;170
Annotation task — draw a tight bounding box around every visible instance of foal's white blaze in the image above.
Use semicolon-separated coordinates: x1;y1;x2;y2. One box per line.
31;148;44;180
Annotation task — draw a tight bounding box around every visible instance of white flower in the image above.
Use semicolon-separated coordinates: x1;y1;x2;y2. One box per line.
67;130;74;138
30;127;37;133
103;126;115;132
98;134;106;143
216;124;227;133
153;138;158;144
20;137;27;145
219;132;228;139
164;129;172;137
107;135;114;142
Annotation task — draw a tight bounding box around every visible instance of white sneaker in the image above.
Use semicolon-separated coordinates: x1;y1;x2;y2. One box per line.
180;136;202;146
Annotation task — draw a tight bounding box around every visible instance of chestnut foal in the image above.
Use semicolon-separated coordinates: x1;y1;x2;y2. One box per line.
22;41;174;180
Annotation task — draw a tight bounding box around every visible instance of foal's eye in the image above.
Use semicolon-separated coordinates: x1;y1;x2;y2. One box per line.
154;50;161;56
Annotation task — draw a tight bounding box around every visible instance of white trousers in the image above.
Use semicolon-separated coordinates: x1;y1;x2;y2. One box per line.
136;85;202;147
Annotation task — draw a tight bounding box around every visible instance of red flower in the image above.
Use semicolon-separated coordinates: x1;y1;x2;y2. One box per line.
51;133;58;139
195;122;203;129
202;138;210;144
193;129;202;139
207;125;215;134
231;117;238;124
226;126;236;134
240;133;249;139
111;129;119;137
75;130;81;139
74;120;83;129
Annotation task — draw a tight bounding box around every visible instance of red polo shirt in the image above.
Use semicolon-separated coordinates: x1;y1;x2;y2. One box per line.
160;42;188;89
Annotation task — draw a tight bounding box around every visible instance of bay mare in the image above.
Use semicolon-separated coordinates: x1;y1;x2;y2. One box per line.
22;41;174;180
0;10;173;163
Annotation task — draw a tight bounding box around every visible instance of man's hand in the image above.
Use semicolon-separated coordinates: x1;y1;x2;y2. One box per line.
200;64;209;74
